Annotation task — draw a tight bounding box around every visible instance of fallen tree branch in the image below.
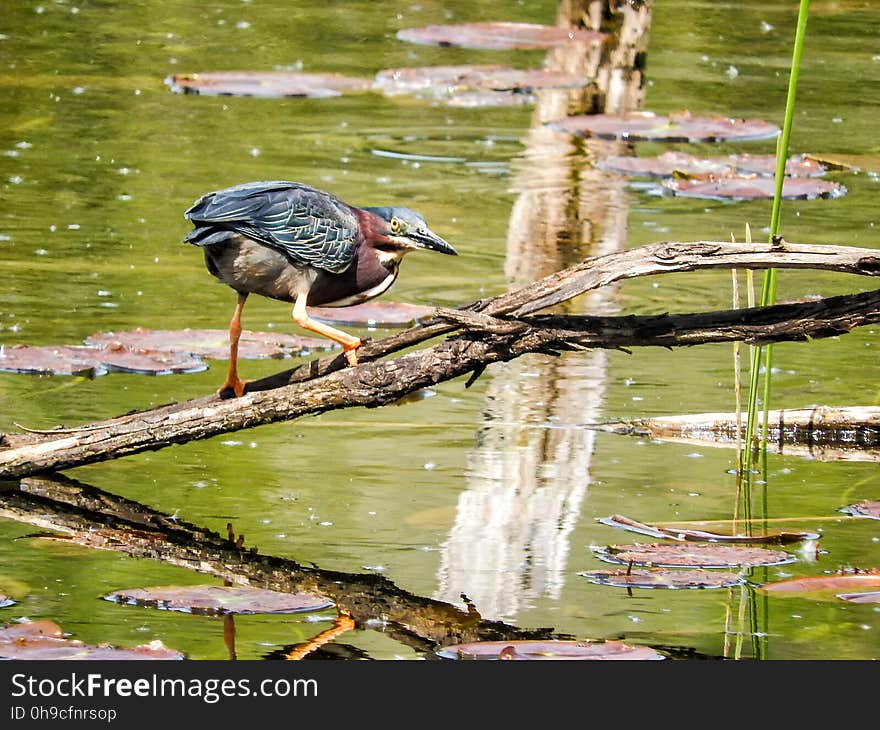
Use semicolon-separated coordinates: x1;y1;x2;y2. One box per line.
592;405;880;462
1;241;878;478
0;474;561;651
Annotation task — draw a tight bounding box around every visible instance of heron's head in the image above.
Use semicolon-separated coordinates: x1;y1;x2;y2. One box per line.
361;206;457;259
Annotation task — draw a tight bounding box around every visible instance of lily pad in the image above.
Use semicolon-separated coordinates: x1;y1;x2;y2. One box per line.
0;343;206;376
374;65;588;97
309;301;436;328
0;620;64;641
594;542;797;568
837;591;880;603
105;585;334;616
396;22;606;50
549;111;780;142
840;499;880;519
596;151;828;178
0;345;108;377
0;633;183;660
758;571;880;597
166;71;373;99
437;639;664;660
579;568;744;589
0;620;182;660
444;90;535;108
663;175;847;201
86;328;331;359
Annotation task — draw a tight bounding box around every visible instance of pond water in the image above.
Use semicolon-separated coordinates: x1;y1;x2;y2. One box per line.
0;0;878;660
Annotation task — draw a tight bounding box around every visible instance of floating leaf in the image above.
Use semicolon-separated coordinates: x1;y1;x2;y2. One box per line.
579;568;744;589
396;22;606;50
95;344;207;375
840;500;880;519
374;65;588;97
595;542;796;568
0;620;184;660
549;111;780;142
309;301;436;328
597;514;819;544
0;343;206;376
86;328;331;359
663;175;847;201
596;151;828;178
437;639;664;660
758;570;880;597
0;345;108;377
166;71;373;99
837;591;880;604
727;153;829;177
444;90;535;108
0;620;64;641
105;585;334;616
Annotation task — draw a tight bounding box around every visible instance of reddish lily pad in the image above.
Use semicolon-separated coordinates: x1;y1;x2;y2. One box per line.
0;620;182;660
727;153;829;177
86;328;332;359
437;639;664;660
445;90;535;108
105;585;334;616
549;111;780;142
0;620;64;641
0;345;108;377
166;71;373;99
0;343;206;376
579;568;744;589
309;301;436;328
663;175;847;201
95;344;206;375
837;591;880;603
758;570;880;597
396;22;606;50
596;151;828;178
374;65;588;98
595;542;796;568
840;500;880;519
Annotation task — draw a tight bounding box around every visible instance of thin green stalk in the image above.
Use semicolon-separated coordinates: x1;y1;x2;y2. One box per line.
743;0;811;473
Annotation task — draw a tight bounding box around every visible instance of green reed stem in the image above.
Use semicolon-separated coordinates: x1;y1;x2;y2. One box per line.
742;0;811;474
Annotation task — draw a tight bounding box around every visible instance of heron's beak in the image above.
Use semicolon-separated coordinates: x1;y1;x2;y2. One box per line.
411;227;458;256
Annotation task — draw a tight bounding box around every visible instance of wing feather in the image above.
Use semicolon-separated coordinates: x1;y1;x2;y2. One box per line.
184;181;359;274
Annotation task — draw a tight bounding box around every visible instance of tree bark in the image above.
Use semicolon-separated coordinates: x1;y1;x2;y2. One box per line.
593;405;880;462
1;240;878;479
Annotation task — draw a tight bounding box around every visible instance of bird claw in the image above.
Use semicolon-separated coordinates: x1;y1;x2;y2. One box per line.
218;379;249;399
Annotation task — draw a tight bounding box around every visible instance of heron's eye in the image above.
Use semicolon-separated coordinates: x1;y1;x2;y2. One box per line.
389;217;401;234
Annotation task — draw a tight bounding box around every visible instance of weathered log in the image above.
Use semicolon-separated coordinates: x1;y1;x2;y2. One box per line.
0;474;561;651
593;405;880;462
1;241;878;478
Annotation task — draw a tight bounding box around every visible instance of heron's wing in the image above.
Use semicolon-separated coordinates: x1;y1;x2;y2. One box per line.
184;181;359;274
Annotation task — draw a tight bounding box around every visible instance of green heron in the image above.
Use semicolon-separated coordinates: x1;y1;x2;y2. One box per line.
184;180;457;397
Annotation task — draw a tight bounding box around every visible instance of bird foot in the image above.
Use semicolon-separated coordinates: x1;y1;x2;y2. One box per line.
343;338;362;367
218;378;250;399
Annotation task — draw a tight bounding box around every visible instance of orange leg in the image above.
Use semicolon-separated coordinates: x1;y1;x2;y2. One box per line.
292;293;362;366
219;292;249;397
